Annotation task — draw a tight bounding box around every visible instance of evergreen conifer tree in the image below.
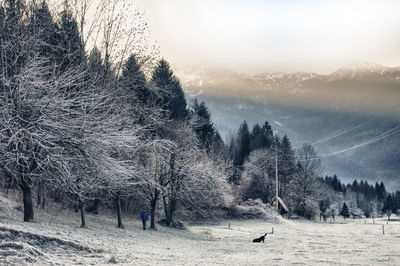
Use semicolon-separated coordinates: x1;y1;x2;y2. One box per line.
29;1;59;60
151;59;187;119
236;121;251;165
379;182;387;200
279;134;296;199
2;0;26;78
191;99;215;152
250;123;262;151
119;54;149;104
394;191;400;211
260;121;273;149
340;202;350;219
211;131;227;154
57;2;85;72
87;47;106;85
0;5;4;82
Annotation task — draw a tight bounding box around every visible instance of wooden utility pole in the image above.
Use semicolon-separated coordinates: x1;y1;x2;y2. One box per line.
275;143;279;212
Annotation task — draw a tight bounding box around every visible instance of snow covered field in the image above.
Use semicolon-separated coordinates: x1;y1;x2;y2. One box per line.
1;192;400;265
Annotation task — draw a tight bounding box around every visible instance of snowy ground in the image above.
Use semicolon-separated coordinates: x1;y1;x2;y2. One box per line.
1;191;400;265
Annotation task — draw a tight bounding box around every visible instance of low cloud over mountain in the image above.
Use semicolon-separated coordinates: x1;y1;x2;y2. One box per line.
178;63;400;116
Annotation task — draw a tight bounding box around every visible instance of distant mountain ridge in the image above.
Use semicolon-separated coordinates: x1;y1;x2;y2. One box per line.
177;63;400;115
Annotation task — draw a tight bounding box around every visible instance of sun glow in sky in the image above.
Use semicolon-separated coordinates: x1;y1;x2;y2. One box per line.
137;0;400;74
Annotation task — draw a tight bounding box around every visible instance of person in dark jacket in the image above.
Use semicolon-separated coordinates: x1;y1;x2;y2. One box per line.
139;208;149;230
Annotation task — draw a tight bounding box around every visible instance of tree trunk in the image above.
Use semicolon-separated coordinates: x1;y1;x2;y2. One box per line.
37;186;42;207
22;185;34;222
37;182;46;209
162;195;170;226
54;188;62;202
150;190;159;229
79;201;86;228
150;199;156;229
115;194;123;228
163;153;176;226
169;197;177;226
41;193;46;210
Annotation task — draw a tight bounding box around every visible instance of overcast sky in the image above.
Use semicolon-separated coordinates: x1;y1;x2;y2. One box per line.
136;0;400;74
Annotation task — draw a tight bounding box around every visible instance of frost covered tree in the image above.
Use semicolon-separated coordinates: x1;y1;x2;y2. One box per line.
178;150;231;221
319;199;330;221
287;144;322;219
350;206;364;219
154;123;229;226
160;124;198;226
0;0;234;228
241;148;275;203
327;203;339;222
134;138;174;229
382;193;396;221
0;0;76;222
0;0;148;224
133;116;230;227
0;53;87;222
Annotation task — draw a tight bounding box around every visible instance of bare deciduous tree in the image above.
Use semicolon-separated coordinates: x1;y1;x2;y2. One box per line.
287;144;322;219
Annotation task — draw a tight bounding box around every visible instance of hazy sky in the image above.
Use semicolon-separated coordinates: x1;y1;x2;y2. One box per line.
137;0;400;74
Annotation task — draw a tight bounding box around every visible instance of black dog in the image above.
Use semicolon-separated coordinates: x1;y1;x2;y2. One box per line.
252;233;267;243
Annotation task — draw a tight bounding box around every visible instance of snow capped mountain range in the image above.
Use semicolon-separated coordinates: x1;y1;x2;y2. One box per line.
328;62;400;81
178;62;400;89
176;63;400;114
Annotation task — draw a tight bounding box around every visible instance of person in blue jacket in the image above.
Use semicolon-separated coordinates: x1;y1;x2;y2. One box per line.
139;208;149;230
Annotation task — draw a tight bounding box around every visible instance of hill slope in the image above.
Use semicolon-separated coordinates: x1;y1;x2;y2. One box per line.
179;65;400;190
1;191;400;265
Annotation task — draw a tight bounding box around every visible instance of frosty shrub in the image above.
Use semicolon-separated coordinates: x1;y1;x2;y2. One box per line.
229;199;276;221
327;203;339;221
240;148;275;204
303;198;320;220
350;207;364;219
286;144;322;220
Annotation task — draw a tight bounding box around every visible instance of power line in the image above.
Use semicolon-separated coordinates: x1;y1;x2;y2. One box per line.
302;117;377;148
292;104;400;150
315;125;400;159
291;125;400;161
